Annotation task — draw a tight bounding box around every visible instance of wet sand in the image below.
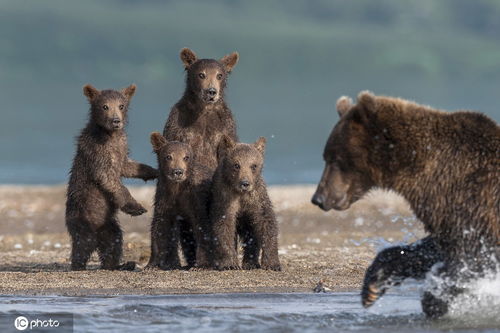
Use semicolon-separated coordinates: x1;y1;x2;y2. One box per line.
0;185;424;296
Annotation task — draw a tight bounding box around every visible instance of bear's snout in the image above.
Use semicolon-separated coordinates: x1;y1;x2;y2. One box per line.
311;192;326;210
239;179;251;191
204;88;218;102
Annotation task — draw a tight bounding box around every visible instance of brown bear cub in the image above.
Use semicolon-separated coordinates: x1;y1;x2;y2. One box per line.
146;132;212;270
66;84;158;271
211;136;281;271
312;91;499;318
163;48;239;173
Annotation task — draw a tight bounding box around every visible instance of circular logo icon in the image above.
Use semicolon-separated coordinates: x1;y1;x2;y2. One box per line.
14;316;29;331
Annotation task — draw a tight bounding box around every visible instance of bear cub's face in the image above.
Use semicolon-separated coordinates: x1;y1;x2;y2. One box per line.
151;132;192;183
179;48;239;104
83;84;136;132
219;136;266;193
312;93;376;211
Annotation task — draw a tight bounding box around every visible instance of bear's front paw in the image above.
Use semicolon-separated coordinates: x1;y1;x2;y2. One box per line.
141;168;159;182
361;281;385;308
361;265;394;308
121;202;147;216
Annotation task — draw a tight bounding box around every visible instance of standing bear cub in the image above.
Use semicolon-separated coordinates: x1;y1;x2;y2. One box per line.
66;84;158;271
312;91;499;318
163;47;239;173
146;132;212;270
211;136;281;271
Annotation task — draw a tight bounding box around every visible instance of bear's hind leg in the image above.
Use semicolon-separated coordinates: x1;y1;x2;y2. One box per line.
180;220;197;268
96;217;133;270
362;236;442;308
147;214;181;270
68;219;97;271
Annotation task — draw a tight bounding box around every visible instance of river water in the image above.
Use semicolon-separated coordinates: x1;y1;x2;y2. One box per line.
1;290;499;333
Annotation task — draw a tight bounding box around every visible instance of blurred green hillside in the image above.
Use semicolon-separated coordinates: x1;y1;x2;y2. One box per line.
1;0;499;183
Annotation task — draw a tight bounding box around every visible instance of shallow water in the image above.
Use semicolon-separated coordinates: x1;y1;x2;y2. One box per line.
1;291;499;333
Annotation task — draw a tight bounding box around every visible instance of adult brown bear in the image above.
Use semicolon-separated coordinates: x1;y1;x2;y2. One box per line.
312;91;499;318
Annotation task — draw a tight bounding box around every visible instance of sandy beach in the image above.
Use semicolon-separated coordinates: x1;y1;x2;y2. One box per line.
0;185;424;296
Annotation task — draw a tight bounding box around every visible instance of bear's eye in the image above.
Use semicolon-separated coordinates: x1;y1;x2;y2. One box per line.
119;105;124;110
102;105;109;111
233;163;240;170
251;164;257;171
183;155;190;161
216;73;223;80
166;155;172;161
198;73;206;79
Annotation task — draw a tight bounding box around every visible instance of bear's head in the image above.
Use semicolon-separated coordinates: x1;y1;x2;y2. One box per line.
150;132;193;183
83;84;136;132
218;136;266;193
180;48;239;104
312;91;380;211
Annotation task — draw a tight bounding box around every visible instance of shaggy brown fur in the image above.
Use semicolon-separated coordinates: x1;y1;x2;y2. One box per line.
146;132;212;270
163;48;239;172
66;84;158;271
312;91;499;317
211;136;281;271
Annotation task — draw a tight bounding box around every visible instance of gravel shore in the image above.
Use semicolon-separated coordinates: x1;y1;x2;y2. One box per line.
0;185;423;296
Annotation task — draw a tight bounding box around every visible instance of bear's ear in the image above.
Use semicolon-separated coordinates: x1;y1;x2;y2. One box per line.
150;132;167;152
220;52;239;73
336;96;353;117
121;84;137;100
254;136;266;155
83;84;100;102
357;90;376;112
180;48;198;69
217;135;236;160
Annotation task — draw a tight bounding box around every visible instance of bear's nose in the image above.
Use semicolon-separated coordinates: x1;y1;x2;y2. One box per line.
311;193;325;208
240;180;250;189
207;88;217;96
112;118;121;125
173;169;184;176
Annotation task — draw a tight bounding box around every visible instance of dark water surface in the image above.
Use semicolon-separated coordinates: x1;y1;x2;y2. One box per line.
0;292;499;333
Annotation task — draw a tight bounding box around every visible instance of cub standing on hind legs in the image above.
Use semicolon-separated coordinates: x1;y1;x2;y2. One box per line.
163;47;239;171
66;84;158;271
211;136;281;271
146;132;212;270
159;48;240;264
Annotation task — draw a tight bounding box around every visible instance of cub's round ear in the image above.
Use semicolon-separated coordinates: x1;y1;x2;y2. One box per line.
254;137;266;154
220;52;239;73
150;132;167;152
357;90;376;112
121;84;137;100
336;96;353;117
83;84;100;102
180;48;198;69
217;135;236;160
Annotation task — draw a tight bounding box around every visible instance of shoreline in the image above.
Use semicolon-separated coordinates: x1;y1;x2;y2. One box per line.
0;185;423;296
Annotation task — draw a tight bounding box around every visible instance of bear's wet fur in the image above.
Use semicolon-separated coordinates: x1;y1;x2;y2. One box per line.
66;84;158;271
163;48;239;172
312;91;499;317
210;136;281;271
146;132;212;270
